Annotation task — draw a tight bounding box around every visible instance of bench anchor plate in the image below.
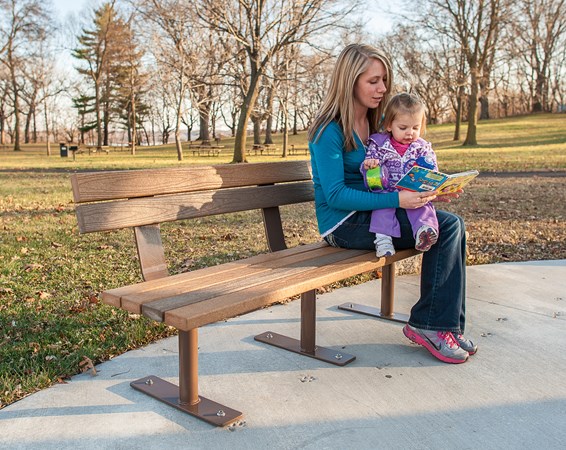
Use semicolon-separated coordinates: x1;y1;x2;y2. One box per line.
337;302;409;323
254;331;356;366
131;376;242;427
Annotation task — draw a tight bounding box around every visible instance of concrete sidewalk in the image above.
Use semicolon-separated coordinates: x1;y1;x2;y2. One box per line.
1;260;565;449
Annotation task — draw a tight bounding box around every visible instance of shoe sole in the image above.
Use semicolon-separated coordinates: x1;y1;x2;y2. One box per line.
415;228;438;252
403;325;468;364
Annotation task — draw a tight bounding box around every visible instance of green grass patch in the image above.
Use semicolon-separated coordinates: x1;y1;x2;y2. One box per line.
0;113;565;408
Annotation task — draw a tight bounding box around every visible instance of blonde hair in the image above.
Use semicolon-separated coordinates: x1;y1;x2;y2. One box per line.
382;92;427;135
308;43;393;151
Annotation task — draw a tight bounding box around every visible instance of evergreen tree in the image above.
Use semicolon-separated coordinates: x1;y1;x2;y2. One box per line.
72;2;128;149
71;94;96;144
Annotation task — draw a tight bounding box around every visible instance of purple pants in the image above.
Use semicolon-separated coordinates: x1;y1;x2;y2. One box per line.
370;203;438;238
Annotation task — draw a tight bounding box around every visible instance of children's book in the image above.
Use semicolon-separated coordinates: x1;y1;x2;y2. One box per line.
395;166;479;195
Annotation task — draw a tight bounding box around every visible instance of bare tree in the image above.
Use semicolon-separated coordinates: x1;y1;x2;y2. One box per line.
511;0;566;112
0;71;9;144
135;0;204;160
416;0;506;145
0;0;50;151
197;0;353;162
36;51;68;155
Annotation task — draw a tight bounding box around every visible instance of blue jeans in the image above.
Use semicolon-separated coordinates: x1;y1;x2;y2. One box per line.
325;209;466;333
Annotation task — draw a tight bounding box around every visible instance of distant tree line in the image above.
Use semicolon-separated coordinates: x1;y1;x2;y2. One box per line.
1;0;565;160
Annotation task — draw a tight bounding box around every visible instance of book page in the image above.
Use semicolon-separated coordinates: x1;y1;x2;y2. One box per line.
436;170;479;195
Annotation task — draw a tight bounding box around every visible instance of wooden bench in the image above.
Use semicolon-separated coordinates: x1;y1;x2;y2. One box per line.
250;144;279;155
190;145;224;157
289;145;309;156
70;160;418;427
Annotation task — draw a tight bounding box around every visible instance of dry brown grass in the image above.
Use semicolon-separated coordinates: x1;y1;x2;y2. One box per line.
441;174;566;264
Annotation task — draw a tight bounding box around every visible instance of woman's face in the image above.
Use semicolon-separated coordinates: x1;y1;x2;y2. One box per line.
353;58;388;112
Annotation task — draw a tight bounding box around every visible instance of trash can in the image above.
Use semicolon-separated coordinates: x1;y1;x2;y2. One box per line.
59;143;68;157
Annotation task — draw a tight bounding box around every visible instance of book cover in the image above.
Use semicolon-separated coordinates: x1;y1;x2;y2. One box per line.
395;166;479;195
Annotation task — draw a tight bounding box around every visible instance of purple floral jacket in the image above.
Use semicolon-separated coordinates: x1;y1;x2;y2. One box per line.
362;132;438;193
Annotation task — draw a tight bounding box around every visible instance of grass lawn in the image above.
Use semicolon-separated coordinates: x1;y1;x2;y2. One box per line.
1;113;565;408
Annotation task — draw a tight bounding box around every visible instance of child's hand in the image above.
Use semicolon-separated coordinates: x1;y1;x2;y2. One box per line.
363;159;379;169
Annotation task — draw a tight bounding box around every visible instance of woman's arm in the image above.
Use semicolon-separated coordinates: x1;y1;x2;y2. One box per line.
311;123;399;211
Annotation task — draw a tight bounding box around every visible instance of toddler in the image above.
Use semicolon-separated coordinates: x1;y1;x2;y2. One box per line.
362;93;439;257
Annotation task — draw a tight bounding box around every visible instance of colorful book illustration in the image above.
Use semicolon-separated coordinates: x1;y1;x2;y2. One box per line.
395;166;479;195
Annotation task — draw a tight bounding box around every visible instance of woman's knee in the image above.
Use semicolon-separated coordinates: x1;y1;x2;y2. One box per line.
438;211;466;239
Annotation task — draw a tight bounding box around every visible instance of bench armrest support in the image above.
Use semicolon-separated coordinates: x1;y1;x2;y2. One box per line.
134;225;169;281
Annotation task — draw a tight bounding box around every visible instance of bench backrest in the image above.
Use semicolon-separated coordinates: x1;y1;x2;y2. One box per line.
71;161;314;281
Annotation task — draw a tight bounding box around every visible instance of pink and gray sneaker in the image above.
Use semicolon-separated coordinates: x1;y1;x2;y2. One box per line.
453;333;478;355
415;226;438;252
403;324;469;364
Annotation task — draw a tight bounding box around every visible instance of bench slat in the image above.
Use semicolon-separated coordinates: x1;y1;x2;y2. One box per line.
102;241;330;306
164;249;419;331
119;245;346;315
71;160;312;203
139;247;369;321
75;182;314;233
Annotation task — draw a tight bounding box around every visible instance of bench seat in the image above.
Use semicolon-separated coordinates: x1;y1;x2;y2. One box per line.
103;241;416;331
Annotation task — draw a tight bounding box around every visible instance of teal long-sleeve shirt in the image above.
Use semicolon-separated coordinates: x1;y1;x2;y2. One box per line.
309;121;400;236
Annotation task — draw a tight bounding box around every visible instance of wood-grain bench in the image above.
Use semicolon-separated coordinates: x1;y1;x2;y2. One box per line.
70;160;418;427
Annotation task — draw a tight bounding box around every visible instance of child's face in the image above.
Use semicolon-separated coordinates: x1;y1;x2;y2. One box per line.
387;112;424;145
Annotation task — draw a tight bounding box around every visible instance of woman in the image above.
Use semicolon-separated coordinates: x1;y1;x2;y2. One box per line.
308;43;476;364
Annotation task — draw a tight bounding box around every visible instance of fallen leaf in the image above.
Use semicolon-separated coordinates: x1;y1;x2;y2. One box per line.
79;356;97;376
24;263;43;272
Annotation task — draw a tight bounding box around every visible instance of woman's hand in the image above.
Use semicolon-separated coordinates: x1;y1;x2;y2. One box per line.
398;189;437;209
433;190;462;203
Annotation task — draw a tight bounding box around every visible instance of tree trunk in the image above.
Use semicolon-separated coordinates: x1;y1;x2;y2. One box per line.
0;108;5;145
453;92;462;141
44;100;51;156
252;115;261;144
282;110;288;158
264;86;274;145
479;95;490;120
233;68;262;163
532;72;546;112
24;108;31;144
464;72;479;146
198;103;211;143
12;91;21;151
95;82;103;151
103;99;110;146
130;91;136;155
175;92;184;161
9;58;21;151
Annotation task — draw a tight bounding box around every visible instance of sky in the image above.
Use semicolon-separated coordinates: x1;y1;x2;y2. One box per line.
52;0;89;17
51;0;401;34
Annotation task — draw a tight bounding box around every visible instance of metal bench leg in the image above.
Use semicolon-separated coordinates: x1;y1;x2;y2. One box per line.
338;263;410;323
255;289;356;366
130;328;242;427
